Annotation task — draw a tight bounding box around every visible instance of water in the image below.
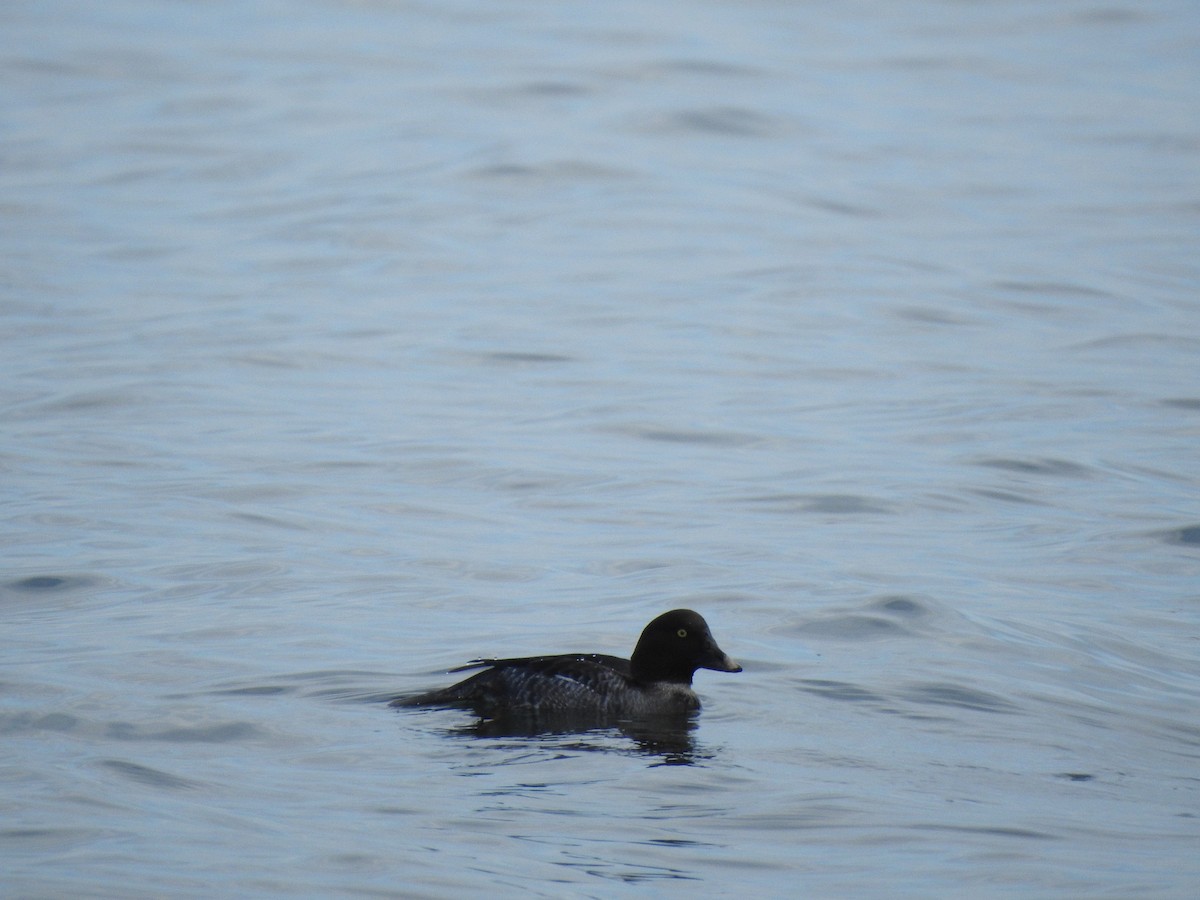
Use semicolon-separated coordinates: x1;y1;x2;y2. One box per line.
3;0;1199;895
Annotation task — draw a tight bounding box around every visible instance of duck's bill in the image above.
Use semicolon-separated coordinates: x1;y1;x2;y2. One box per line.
702;646;742;673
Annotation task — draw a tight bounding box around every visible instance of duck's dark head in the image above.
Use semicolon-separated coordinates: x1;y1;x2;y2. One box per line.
630;609;742;685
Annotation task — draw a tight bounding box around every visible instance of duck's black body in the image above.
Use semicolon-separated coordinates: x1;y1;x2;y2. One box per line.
393;609;741;718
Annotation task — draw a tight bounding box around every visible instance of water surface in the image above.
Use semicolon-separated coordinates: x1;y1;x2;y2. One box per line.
3;0;1199;896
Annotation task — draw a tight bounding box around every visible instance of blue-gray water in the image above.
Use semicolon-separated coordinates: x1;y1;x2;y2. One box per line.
4;0;1199;896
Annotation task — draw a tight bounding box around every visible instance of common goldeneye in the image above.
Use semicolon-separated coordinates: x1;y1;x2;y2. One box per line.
392;609;741;718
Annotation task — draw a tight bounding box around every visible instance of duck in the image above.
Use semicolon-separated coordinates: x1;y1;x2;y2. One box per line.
392;609;741;718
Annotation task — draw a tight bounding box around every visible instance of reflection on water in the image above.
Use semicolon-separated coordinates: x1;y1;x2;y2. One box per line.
426;708;705;766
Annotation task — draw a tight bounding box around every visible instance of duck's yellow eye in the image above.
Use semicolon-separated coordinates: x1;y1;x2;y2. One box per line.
677;628;688;638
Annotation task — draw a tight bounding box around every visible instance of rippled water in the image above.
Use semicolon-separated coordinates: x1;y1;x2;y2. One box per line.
4;0;1199;896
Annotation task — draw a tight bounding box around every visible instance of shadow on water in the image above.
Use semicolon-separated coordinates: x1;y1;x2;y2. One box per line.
405;704;709;766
